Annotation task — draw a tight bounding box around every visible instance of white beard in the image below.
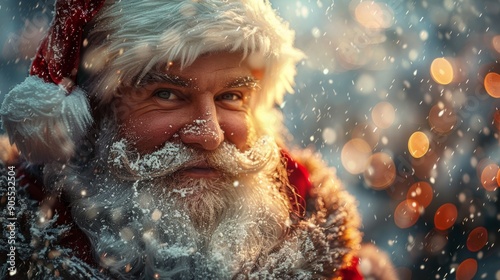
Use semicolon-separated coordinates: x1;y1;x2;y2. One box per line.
48;128;292;279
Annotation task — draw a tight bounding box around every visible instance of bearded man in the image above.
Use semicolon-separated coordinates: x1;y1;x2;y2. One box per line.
0;0;397;279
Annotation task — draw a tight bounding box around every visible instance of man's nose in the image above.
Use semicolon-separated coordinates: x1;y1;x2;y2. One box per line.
179;107;224;151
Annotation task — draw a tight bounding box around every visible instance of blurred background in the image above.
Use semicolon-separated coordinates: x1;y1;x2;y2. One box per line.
1;0;499;279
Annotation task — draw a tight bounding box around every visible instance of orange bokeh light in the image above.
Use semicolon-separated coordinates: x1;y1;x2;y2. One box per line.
407;181;433;209
484;72;500;98
480;163;499;191
394;199;420;228
492;35;500;53
341;138;372;174
430;57;454;85
466;226;488;252
372;101;396;129
408;131;430;158
363;152;396;190
351;123;381;148
428;104;457;134
434;203;458;231
456;258;478;280
354;1;393;29
497;168;500;188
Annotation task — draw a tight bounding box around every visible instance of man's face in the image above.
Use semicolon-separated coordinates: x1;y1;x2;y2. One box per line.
113;52;260;178
69;54;292;277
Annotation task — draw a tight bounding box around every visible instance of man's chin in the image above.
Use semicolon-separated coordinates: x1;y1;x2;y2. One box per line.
169;178;231;232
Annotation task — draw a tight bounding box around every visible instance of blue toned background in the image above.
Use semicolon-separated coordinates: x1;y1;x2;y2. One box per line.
1;1;499;279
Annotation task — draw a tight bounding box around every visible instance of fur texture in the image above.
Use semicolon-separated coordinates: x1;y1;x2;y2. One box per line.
0;76;92;163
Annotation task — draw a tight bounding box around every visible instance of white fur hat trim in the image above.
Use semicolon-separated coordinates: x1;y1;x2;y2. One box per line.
1;76;92;163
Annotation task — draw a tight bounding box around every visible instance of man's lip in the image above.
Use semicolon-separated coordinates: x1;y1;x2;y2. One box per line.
179;166;220;179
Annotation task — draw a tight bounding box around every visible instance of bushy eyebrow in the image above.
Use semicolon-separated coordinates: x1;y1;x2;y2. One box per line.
137;71;259;90
136;72;191;88
226;76;260;90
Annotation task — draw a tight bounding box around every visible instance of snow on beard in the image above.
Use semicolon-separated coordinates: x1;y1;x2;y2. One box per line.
67;130;292;278
108;134;281;180
107;135;288;232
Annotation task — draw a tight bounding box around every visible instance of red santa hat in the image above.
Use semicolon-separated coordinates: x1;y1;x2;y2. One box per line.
1;0;303;164
1;0;106;163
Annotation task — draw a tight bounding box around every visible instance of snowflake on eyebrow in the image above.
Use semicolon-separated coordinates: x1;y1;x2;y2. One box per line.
228;76;261;89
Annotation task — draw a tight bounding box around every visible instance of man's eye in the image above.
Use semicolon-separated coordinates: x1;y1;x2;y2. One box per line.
217;92;242;101
153;89;178;100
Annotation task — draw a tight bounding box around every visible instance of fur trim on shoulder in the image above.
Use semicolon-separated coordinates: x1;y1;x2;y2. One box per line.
289;149;398;280
286;148;363;277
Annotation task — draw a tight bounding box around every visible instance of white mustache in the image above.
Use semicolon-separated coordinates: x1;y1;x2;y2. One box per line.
108;136;280;181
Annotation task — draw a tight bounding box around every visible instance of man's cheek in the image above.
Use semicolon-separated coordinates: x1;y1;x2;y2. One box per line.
246;113;260;143
225;113;255;151
124;120;180;153
117;122;140;144
117;117;151;142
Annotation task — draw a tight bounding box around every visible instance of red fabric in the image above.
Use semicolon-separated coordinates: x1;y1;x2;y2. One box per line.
30;0;106;92
339;257;364;280
281;150;311;216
